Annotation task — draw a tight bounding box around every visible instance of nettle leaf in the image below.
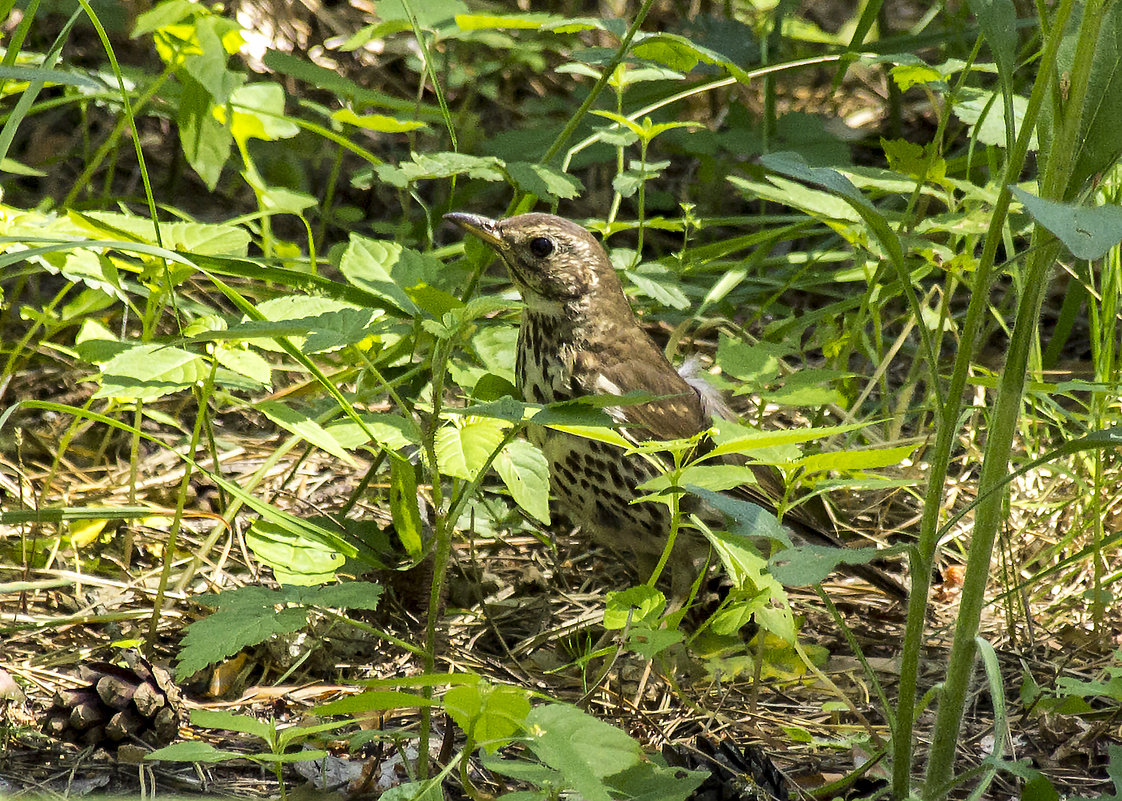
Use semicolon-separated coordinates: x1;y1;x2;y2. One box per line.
494;438;550;523
341;235;445;315
323;413;420;450
228;298;379;353
796;443;918;476
435;417;511;480
603;585;665;628
214;345;271;386
43;247;124;300
769;544;886;588
257;400;357;465
72;211;251;255
375;151;504;188
176;590;309;679
625;262;689;309
94;344;207;400
224;82;300;142
716;337;791;386
1012;187;1122;260
506;162;583;201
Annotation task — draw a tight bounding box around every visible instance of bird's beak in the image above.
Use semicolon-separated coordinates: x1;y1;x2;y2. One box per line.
443;212;504;248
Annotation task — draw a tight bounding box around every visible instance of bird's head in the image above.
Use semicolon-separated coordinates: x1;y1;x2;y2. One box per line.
444;212;624;311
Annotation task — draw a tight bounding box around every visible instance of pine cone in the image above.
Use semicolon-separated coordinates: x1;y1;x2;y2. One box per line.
42;653;183;751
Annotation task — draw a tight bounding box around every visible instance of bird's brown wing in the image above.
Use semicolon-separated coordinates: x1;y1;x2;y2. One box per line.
574;334;907;599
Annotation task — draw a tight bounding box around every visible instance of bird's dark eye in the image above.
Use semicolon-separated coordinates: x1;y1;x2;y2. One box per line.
529;236;554;258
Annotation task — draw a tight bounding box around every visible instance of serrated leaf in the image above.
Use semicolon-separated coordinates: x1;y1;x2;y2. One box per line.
795;443;917;475
223;82;299;142
506;161;583;201
176;597;309;679
444;682;530;752
323;413;419;450
389;453;424;556
257;400;356;465
604;585;665;628
494;439;551;523
375;151;504;188
94;344;206;400
768;543;887;589
214;345;271;385
435;417;511;480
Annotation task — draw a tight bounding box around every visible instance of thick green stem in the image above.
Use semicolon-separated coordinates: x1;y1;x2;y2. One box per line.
890;3;1077;796
922;0;1102;794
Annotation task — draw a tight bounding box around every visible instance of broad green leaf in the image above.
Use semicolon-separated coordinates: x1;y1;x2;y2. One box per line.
639;463;759;494
506;161;583;201
45;247;123;299
94;344;207;400
524;704;642;801
716;337;790;384
179;73;234;190
257;400;356;465
191;708;274;739
1011;187;1122;260
245;520;347;586
224;82;300;143
494;439;551;523
239;296;373;352
389;453;424;557
72;211;250;255
687;487;791;548
435;417;511;480
340;235;444;315
769;544;888;589
376;0;466;27
604;585;665;628
176;589;309;678
214;345;271;386
146;741;244;763
323;413;419;450
444;682;530;752
953;89;1036;150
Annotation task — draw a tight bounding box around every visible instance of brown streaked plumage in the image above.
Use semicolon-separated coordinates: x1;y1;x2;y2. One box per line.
444;211;904;600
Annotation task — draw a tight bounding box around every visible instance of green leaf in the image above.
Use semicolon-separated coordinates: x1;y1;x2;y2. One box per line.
604;585;665;628
316;690;432;716
524;704;642;801
953;89;1036;150
375;0;467;27
146;741;244;763
435;417;511;480
176;590;309;679
796;443;918;475
1011;186;1122;260
179;74;234;190
191;708;274;739
768;544;889;587
94;344;207;400
506;162;583;201
245;520;348;586
340;235;445;315
454;12;559;30
687;487;791;547
444;682;531;752
374;151;504;188
225;82;299;143
389;453;425;557
214;345;271;386
323;413;419;450
493;439;551;523
332;108;428;132
229;296;376;353
257;400;357;465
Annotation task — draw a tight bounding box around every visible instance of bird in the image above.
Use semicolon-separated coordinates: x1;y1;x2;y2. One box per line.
444;211;905;602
